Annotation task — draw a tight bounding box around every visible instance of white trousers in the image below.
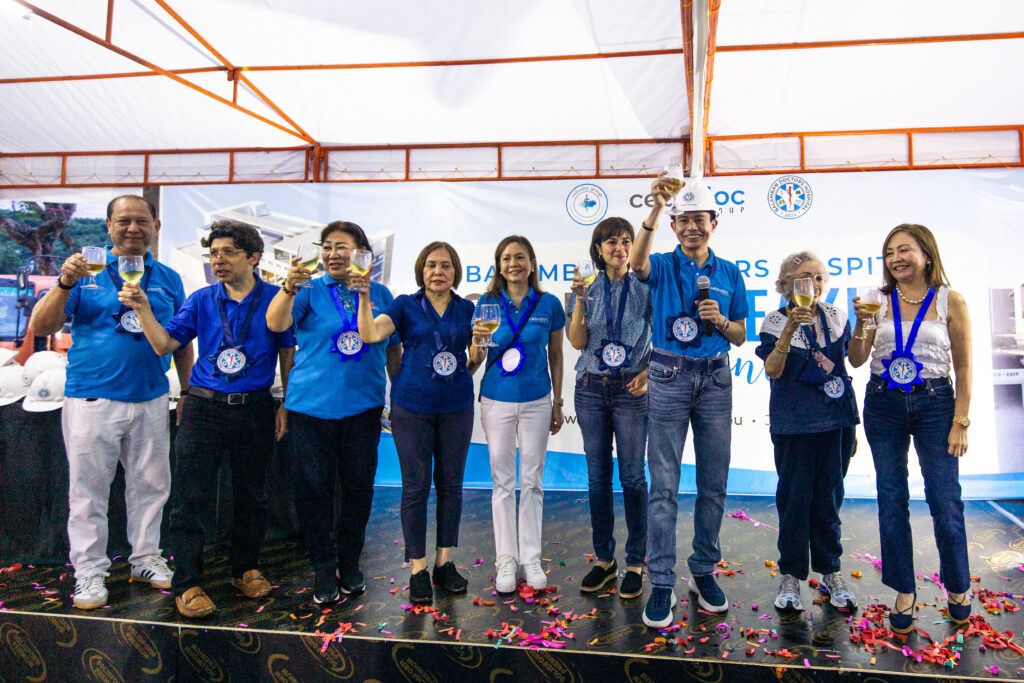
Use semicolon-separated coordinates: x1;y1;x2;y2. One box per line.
63;396;171;579
481;396;551;565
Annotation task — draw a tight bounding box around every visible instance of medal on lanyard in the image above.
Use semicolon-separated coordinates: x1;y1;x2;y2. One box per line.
498;290;537;376
421;294;461;382
208;279;263;380
593;273;632;373
109;262;151;340
797;305;850;404
665;251;710;347
329;284;367;362
881;287;935;392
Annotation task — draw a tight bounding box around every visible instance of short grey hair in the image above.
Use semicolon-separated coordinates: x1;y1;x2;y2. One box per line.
775;251;825;302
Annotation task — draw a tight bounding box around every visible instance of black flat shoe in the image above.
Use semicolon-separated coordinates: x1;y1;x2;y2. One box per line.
432;562;468;594
947;591;971;626
889;591;916;634
619;569;644;599
410;569;433;605
580;561;618;593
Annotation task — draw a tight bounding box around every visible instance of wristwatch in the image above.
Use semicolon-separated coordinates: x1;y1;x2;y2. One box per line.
552;398;564;406
953;415;970;428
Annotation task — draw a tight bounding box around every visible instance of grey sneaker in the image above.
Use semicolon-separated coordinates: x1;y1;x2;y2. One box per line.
774;574;802;611
819;572;857;609
73;572;109;610
130;555;173;589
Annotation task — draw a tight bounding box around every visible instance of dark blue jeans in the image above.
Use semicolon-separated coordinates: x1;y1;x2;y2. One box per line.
864;375;969;594
575;373;648;566
390;403;474;560
290;407;383;572
772;427;854;580
170;391;274;595
646;351;733;586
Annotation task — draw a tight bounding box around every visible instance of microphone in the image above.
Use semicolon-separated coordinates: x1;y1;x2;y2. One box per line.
697;275;713;337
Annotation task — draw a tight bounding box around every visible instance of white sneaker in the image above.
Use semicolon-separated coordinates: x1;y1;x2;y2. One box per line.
130;555;173;589
520;561;547;590
495;557;518;593
73;573;109;610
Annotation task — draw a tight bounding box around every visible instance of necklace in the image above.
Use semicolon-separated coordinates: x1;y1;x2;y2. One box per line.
896;286;926;305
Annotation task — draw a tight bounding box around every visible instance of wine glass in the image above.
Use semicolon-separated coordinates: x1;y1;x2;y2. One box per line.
349;248;373;292
81;246;106;289
476;304;500;347
297;245;320;287
792;278;815;308
118;255;144;285
858;286;884;330
576;260;597;301
663;162;685;199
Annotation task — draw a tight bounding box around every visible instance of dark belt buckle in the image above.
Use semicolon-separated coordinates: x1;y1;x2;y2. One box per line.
226;393;245;405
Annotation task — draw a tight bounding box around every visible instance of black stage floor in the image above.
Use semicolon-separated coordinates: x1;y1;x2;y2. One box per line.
3;488;1024;681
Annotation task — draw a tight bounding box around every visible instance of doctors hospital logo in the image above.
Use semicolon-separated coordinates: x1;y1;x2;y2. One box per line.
767;175;813;219
566;183;609;226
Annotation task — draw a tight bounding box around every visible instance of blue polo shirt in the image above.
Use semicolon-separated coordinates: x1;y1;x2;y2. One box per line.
385;289;475;414
64;248;185;402
164;277;295;394
643;246;748;357
477;288;566;403
285;276;398;420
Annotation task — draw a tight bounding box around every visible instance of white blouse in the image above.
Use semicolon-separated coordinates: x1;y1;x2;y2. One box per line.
869;286;951;379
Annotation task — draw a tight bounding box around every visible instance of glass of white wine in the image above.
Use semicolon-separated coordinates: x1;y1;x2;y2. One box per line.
81;246;106;289
297;244;320;287
349;248;373;292
477;304;500;347
858;286;884;330
663;162;685;199
118;255;144;285
576;260;597;301
792;277;815;308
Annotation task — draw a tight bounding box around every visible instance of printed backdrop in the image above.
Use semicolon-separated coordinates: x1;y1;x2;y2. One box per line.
160;168;1024;498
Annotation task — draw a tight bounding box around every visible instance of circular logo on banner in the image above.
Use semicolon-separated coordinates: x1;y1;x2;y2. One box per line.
121;310;143;334
216;349;247;375
601;343;627;368
888;357;918;384
433;351;457;377
823;377;845;399
566;183;609;226
672;316;698;343
335;331;364;355
767;175;813;219
500;347;522;373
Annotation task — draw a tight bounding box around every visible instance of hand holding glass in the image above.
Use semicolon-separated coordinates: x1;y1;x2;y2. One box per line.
576;260;597;300
858;286;884;330
349;248;373;292
476;304;500;347
663;163;685;198
82;246;106;289
118;255;144;285
297;245;320;287
792;278;815;309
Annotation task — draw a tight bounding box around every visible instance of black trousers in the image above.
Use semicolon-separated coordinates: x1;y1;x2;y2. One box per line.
169;391;274;595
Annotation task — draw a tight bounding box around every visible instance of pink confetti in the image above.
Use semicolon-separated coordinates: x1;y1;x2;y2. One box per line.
728;509;778;531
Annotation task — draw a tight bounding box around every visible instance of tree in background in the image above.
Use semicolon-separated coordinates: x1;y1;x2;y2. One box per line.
0;202;78;275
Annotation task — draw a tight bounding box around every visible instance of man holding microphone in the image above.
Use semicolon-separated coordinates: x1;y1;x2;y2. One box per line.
629;178;748;628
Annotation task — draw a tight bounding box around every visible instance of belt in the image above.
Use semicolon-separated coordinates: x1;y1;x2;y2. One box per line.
581;371;641;386
868;374;951;393
187;385;271;405
651;348;729;372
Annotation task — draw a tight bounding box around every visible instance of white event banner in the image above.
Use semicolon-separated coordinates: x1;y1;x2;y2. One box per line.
161;168;1024;499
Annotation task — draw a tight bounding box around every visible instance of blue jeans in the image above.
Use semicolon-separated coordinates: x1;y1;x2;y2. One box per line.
863;375;969;594
772;428;854;580
574;373;648;567
646;350;733;586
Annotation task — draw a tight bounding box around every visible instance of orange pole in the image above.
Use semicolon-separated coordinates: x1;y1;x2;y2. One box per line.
718;31;1024;52
703;0;720;136
680;0;695;142
105;0;114;42
0;67;223;85
11;0;314;144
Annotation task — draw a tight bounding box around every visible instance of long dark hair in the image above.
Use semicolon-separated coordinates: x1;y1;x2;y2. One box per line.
485;235;543;299
880;223;950;294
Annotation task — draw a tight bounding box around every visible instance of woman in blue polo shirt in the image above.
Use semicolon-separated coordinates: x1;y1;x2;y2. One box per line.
468;235;565;594
355;241;479;606
755;252;859;614
266;221;401;606
565;217;652;600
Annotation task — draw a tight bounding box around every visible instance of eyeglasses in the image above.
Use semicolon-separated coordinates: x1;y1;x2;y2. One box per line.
202;248;245;262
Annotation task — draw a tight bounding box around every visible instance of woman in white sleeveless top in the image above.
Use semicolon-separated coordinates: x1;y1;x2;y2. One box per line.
849;223;972;634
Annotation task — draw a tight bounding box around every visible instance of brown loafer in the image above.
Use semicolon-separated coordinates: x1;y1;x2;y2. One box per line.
232;569;271;598
176;587;215;618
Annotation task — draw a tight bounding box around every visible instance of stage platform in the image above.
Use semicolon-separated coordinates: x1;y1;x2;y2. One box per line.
3;488;1024;681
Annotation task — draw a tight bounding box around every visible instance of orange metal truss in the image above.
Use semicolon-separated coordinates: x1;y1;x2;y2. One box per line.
716;31;1024;53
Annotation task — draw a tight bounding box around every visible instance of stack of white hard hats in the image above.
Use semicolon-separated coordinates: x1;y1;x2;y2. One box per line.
0;364;31;407
0;349;18;368
24;350;68;381
21;351;69;412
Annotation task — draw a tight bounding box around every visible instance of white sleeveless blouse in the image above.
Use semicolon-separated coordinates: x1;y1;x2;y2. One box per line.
869;286;951;379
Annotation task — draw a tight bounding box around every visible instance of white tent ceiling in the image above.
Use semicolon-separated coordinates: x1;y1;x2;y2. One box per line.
1;0;1022;188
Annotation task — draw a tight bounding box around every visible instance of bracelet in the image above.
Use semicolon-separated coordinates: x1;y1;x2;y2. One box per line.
552;398;564;406
56;275;74;290
717;319;730;332
774;342;790;354
282;284;297;296
640;222;654;232
852;332;867;340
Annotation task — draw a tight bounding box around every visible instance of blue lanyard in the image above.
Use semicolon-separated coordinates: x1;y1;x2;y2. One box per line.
500;289;538;339
603;272;631;342
672;249;716;316
329;283;359;327
420;291;457;351
892;288;936;356
217;278;263;348
798;305;834;359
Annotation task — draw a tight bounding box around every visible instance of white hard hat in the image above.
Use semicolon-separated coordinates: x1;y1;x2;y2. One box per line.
24;351;68;381
0;349;18;367
669;183;720;217
0;365;31;407
22;367;66;412
166;369;181;410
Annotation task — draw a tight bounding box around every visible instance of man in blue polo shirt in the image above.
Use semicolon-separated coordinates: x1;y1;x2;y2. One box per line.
29;195;194;611
630;178;748;628
118;219;295;618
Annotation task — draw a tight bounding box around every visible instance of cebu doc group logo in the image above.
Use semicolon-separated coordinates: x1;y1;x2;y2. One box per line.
767;175;813;219
566;183;609;226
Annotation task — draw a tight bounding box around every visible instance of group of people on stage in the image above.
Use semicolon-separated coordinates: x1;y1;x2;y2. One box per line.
33;178;973;634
